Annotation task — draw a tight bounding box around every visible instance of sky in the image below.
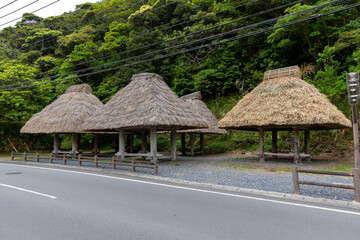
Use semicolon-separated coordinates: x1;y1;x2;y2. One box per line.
0;0;100;29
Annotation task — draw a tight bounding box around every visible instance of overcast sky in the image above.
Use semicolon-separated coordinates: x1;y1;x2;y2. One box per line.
0;0;100;29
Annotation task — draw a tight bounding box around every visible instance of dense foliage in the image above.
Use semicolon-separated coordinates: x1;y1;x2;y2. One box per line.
0;0;359;152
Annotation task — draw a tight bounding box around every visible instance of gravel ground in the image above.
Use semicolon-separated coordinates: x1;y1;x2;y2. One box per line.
19;153;356;202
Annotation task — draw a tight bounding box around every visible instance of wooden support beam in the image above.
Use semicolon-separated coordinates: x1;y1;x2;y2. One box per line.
189;133;195;156
293;128;300;164
272;130;277;159
118;130;125;160
92;134;99;155
304;130;310;162
181;133;186;155
150;127;157;163
259;129;265;163
53;134;60;154
200;133;205;155
71;133;80;154
170;129;177;160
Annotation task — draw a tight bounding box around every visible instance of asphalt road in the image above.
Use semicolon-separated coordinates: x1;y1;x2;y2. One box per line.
0;162;359;240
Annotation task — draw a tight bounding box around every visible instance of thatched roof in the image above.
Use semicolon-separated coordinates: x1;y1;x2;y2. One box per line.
84;73;208;131
21;84;103;134
218;75;352;131
178;92;226;134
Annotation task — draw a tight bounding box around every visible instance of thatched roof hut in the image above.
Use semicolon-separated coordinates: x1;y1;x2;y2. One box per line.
84;73;208;162
218;74;351;131
84;73;208;131
21;84;103;154
218;66;351;163
177;91;226;155
21;84;103;134
179;91;226;134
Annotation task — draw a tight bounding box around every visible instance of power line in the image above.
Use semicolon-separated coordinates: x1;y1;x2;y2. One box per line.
20;0;177;52
0;0;61;27
27;0;302;76
0;0;342;86
0;0;40;20
0;0;18;10
2;1;358;92
19;0;146;51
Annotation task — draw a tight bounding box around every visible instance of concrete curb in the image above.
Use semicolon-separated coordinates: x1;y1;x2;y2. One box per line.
2;160;360;210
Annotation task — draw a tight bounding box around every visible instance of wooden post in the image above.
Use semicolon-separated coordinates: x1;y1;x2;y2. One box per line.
181;133;186;155
189;133;195;156
170;129;177;160
23;152;26;161
304;130;310;162
200;133;205;155
78;154;81;166
112;156;115;170
53;133;60;154
63;154;67;165
36;152;39;163
293;128;300;164
92;134;99;156
49;153;53;163
292;166;300;194
72;133;79;154
272;130;277;159
259;129;265;163
154;161;158;175
11;151;14;161
150;127;157;163
94;155;98;168
353;168;360;202
132;159;135;172
118;130;125;160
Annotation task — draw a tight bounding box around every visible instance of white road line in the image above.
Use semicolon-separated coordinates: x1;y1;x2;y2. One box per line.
0;183;57;199
1;163;360;215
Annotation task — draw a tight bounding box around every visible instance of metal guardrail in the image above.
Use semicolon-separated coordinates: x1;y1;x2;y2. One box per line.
292;166;360;202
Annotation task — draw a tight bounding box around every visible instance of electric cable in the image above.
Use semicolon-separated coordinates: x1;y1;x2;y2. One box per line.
0;0;343;86
2;1;358;92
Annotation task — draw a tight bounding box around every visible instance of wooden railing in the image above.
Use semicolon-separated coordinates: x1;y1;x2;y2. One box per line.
292;166;360;202
11;151;158;175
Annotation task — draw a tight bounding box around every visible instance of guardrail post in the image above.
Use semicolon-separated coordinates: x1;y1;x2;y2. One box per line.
78;154;81;166
154;161;158;175
112;156;115;170
353;169;360;202
23;152;26;162
94;155;98;168
292;166;300;194
63;154;67;165
49;153;53;163
11;151;14;161
36;152;39;163
132;159;135;172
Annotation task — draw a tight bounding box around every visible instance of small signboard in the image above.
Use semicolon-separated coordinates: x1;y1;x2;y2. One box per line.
285;138;293;145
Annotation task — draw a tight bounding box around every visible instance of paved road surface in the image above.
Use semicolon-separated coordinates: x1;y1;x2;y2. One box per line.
0;162;359;240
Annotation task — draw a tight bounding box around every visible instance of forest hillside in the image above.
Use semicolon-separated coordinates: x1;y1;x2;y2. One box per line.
0;0;359;154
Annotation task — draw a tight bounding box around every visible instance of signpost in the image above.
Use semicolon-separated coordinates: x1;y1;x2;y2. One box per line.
346;72;360;169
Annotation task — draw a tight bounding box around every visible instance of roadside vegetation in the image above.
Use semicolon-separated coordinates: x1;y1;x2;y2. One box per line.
0;0;359;158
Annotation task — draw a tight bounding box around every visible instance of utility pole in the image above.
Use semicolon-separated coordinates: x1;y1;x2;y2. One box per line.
346;72;360;169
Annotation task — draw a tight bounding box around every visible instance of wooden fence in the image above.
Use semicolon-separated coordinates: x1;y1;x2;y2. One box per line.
292;166;360;202
11;151;158;175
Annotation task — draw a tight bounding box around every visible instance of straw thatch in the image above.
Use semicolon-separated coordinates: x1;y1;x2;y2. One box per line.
21;84;103;134
218;76;352;131
84;73;208;131
178;92;226;134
